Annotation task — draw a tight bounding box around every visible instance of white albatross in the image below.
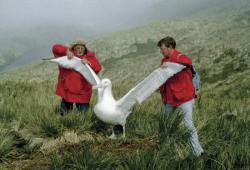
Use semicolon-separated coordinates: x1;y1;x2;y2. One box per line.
49;56;186;138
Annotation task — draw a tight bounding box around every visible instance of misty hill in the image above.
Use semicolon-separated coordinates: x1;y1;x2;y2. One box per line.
0;0;246;72
2;0;250;86
0;1;250;169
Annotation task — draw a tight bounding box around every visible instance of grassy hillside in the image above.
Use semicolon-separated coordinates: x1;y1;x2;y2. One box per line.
0;2;250;170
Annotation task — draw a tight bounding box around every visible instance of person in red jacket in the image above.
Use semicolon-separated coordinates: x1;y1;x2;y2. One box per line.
52;39;102;115
158;36;204;156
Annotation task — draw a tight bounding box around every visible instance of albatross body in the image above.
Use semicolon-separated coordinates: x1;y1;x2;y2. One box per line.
93;78;130;138
95;101;122;125
49;56;186;138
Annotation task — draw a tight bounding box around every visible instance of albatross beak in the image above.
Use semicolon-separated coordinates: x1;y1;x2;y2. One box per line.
92;84;103;90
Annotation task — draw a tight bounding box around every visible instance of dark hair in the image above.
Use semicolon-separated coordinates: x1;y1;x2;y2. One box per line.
72;44;88;55
157;36;176;49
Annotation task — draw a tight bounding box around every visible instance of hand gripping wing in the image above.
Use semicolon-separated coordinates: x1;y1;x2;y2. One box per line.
50;56;100;86
117;62;186;115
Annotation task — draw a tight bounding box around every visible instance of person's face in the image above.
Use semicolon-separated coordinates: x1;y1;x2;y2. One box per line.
160;44;173;57
73;45;85;56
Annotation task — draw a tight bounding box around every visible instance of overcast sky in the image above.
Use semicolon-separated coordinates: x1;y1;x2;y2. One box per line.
0;0;217;35
0;0;158;30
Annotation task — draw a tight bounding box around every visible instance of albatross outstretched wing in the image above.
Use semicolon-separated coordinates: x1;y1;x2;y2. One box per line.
117;62;186;115
50;56;100;86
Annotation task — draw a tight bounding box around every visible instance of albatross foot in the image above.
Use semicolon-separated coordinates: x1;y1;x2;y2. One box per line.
108;133;117;139
121;134;126;139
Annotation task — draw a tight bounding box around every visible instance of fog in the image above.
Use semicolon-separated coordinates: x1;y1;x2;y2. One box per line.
1;0;220;36
0;0;231;72
1;0;161;33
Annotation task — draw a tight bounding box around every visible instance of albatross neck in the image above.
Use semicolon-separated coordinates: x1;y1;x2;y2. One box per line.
102;85;114;101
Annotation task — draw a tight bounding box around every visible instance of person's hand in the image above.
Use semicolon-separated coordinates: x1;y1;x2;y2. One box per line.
161;62;168;69
195;89;201;99
67;50;74;60
81;59;91;65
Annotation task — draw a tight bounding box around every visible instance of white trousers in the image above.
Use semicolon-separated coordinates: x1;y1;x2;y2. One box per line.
163;99;204;156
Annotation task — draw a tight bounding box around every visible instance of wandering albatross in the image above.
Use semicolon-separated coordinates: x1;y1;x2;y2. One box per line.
49;56;186;139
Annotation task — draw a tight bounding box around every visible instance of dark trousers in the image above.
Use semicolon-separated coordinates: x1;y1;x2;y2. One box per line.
60;98;89;114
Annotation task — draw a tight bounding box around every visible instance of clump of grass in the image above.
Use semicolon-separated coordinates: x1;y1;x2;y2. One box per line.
38;115;63;138
60;110;95;133
0;108;16;123
0;128;16;162
158;111;192;159
118;149;162;169
50;145;114;170
50;151;64;170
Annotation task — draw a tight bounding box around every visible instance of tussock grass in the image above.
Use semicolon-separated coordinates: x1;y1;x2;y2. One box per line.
0;79;249;169
0;128;16;162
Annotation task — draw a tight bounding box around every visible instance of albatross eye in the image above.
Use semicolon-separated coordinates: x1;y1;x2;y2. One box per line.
102;79;110;86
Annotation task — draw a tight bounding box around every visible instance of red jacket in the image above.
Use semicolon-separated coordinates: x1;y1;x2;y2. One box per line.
160;49;195;106
52;44;102;103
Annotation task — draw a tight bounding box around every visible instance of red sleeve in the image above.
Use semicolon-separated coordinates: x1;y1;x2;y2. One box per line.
86;52;102;73
52;44;69;74
52;44;68;57
173;54;192;66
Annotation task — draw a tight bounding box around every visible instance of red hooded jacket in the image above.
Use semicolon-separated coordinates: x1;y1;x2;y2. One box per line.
160;49;195;106
52;44;102;103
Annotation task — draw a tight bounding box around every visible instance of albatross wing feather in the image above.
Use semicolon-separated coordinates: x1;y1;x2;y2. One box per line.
117;62;185;116
50;56;100;85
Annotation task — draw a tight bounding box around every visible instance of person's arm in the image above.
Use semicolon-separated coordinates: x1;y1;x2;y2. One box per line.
52;44;71;74
160;58;168;68
52;44;74;59
173;54;192;66
52;44;68;57
84;52;102;73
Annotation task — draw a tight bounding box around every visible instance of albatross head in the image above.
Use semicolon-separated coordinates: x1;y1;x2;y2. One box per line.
92;78;112;89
